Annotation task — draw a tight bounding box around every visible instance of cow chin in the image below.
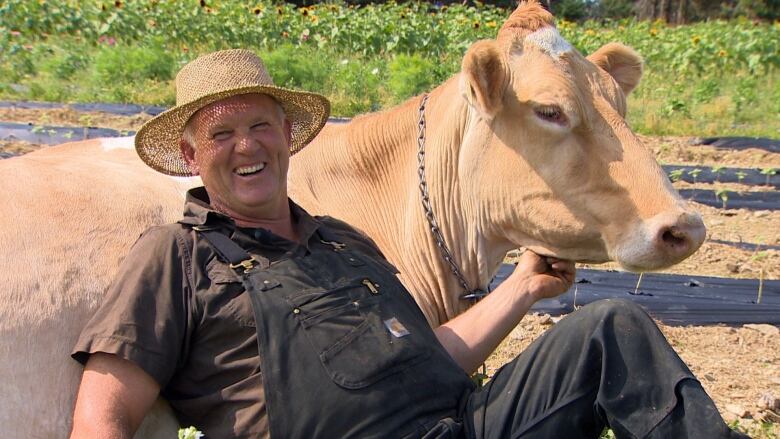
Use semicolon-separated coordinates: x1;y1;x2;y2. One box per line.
524;243;612;265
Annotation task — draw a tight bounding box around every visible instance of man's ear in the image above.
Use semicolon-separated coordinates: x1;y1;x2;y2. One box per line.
180;139;199;175
587;43;644;96
459;40;509;121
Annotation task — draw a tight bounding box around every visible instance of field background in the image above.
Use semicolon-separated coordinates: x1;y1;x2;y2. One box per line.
0;0;778;437
0;0;778;137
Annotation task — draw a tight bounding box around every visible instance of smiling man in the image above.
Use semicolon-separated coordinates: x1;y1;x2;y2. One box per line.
69;50;745;439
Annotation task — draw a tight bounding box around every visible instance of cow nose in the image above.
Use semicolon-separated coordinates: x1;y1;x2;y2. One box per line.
653;211;706;260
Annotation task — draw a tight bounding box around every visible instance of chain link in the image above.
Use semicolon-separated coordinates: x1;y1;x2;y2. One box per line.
417;94;487;301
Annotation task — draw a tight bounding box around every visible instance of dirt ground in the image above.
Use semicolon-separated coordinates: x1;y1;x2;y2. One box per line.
1;107;778;437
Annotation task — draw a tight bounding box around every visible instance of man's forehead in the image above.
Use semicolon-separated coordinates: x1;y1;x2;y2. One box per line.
190;93;278;128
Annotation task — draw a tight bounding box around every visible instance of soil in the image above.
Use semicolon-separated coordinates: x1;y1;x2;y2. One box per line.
1;109;778;437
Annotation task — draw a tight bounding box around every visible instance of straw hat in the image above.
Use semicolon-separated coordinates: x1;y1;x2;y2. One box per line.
135;49;330;176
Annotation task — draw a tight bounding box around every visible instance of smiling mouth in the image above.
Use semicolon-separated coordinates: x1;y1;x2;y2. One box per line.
235;163;266;176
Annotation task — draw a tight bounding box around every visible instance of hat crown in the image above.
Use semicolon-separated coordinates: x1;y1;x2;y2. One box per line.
175;49;275;106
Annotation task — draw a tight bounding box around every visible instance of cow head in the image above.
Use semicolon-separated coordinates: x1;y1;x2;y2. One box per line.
457;0;705;271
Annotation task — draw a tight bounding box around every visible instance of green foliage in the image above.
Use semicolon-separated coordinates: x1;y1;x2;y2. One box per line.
93;43;174;84
692;77;720;103
688;168;703;183
669;169;685;182
0;0;778;136
387;54;437;103
715;188;730;208
760;167;777;185
261;45;331;92
178;426;203;439
595;0;635;19
553;0;589;21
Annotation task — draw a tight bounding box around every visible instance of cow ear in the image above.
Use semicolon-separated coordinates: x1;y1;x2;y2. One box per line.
460;40;508;120
587;42;643;96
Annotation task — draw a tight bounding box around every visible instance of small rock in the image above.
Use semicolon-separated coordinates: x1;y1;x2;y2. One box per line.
709;219;724;226
770;377;780;385
743;324;780;337
539;314;553;325
757;393;780;411
726;263;740;273
703;374;716;382
725;404;750;418
753;210;771;218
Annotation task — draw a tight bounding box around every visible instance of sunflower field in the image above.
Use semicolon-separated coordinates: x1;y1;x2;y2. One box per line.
1;0;778;136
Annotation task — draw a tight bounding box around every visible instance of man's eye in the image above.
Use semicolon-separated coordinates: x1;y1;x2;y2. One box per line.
212;131;232;140
251;122;268;130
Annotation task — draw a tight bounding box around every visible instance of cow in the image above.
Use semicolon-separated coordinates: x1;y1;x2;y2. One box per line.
0;1;704;437
289;2;705;325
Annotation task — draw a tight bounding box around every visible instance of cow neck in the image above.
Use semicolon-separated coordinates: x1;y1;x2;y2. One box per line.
417;93;487;302
405;83;514;327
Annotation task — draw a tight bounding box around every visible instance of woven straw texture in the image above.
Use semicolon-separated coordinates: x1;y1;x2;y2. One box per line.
135;49;330;176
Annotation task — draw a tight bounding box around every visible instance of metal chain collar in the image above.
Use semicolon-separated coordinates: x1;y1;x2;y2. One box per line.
416;94;488;301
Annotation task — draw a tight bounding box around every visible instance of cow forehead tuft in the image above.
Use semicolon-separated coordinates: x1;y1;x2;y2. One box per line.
525;27;573;59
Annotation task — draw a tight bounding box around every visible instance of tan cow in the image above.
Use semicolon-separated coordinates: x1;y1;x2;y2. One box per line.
290;2;705;325
1;1;704;437
0;138;192;437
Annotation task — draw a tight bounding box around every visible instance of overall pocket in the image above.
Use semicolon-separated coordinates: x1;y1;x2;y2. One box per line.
287;278;429;389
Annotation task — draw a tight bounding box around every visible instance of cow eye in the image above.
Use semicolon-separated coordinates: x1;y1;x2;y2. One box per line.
534;105;567;126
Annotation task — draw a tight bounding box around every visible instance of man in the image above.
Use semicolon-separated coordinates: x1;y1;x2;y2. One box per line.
70;50;745;438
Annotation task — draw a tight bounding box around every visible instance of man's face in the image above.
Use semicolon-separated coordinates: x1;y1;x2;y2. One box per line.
181;93;293;221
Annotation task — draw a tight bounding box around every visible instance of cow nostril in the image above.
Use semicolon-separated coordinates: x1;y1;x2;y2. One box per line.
660;227;688;249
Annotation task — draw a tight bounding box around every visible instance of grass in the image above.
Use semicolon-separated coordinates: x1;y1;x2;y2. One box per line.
628;67;780;138
1;37;778;138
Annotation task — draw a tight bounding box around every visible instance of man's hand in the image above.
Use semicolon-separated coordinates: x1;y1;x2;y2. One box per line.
508;250;576;302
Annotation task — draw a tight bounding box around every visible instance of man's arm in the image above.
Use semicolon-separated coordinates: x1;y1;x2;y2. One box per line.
70;353;160;439
434;251;575;374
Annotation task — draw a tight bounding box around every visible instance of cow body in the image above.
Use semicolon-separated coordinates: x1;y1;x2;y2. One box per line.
0;139;193;437
1;2;704;437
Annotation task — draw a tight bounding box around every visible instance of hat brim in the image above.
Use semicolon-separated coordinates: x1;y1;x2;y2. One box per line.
135;85;331;176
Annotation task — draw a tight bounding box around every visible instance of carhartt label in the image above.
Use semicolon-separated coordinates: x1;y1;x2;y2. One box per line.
384;317;410;338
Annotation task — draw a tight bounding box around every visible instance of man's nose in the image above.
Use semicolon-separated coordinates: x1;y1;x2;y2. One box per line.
235;131;258;153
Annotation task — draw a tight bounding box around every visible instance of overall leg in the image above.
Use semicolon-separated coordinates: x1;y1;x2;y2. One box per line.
463;298;746;439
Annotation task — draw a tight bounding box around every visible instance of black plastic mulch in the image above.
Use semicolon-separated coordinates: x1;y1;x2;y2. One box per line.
0;100;167;116
693;137;780;153
489;264;780;326
0;122;132;145
678;189;780;210
662;164;778;188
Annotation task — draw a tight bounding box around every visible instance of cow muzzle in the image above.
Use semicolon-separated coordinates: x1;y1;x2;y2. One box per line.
614;209;706;271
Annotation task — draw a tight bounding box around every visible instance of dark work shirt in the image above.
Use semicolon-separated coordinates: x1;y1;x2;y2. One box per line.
72;187;393;438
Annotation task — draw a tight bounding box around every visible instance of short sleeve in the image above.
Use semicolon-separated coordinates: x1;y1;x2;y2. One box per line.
71;225;193;387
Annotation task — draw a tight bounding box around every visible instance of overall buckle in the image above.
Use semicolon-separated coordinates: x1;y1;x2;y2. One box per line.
230;258;257;274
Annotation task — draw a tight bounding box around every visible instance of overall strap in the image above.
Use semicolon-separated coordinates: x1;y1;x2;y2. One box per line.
191;226;262;274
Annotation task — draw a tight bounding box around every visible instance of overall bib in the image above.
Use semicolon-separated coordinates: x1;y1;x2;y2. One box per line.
195;225;475;438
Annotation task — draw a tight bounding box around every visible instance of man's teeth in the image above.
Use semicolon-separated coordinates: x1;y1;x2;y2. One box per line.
235;163;266;175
